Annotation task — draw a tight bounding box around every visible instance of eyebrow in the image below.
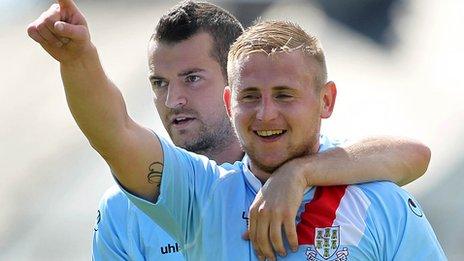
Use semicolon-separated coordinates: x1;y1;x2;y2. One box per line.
239;86;293;92
148;68;205;81
148;74;163;81
240;87;259;92
178;68;205;77
273;86;294;91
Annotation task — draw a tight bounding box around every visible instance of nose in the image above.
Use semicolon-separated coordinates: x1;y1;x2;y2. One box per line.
165;83;187;109
256;97;278;122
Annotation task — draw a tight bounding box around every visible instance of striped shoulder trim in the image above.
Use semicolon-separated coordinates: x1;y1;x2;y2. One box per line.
297;185;348;244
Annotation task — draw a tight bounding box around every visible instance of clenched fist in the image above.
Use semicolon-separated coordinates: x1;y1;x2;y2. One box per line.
27;0;92;63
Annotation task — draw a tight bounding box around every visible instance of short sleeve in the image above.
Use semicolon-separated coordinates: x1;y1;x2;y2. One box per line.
119;134;225;246
92;187;129;260
362;182;446;260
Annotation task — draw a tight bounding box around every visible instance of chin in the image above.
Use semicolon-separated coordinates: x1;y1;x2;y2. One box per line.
252;155;288;173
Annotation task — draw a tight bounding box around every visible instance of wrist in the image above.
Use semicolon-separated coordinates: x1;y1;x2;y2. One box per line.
60;43;99;69
289;157;316;189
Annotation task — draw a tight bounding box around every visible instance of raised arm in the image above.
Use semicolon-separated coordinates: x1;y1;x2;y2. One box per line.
27;0;162;201
246;136;431;260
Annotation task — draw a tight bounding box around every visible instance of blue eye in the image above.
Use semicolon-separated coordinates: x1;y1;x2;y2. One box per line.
152;79;168;89
241;94;260;102
185;75;200;83
275;93;293;100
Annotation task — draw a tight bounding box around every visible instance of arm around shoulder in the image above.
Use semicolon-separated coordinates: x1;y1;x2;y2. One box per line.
297;136;431;187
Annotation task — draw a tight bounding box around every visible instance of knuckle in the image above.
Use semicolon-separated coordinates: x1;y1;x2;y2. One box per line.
270;208;283;217
36;22;47;31
27;25;36;35
281;210;293;219
257;206;270;216
43;16;54;25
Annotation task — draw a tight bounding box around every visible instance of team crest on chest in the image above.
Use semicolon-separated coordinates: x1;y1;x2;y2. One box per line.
305;226;349;261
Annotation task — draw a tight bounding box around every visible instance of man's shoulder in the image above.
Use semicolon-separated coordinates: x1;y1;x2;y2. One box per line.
98;185;132;216
344;181;427;227
351;181;411;204
305;182;414;220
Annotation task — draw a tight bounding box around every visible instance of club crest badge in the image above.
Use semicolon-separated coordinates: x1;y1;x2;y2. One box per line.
315;226;340;259
305;226;349;261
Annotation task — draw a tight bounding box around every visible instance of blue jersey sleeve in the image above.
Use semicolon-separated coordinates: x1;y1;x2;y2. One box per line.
120;135;227;247
389;193;446;260
92;187;129;261
361;182;446;260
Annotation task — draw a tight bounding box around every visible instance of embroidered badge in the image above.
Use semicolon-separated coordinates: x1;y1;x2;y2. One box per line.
305;226;349;261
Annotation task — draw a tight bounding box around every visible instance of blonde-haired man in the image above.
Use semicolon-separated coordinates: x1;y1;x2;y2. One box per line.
223;21;445;260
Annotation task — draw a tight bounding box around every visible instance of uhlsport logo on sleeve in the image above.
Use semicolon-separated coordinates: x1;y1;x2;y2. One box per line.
305;226;349;261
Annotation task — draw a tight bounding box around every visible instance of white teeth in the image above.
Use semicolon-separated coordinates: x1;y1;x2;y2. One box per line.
256;130;283;137
176;117;186;121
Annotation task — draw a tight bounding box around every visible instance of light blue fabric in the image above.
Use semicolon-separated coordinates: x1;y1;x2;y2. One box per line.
119;134;445;260
92;186;184;260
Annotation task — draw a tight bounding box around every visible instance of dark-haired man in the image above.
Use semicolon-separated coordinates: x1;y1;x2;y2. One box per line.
28;1;433;260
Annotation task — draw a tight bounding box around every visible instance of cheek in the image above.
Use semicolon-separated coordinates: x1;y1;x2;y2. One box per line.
153;90;166;103
232;109;252;130
154;98;167;116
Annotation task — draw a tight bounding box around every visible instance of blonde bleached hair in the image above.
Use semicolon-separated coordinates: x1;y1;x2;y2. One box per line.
227;20;327;89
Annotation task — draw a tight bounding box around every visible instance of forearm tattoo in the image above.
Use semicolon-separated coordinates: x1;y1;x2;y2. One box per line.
147;162;163;187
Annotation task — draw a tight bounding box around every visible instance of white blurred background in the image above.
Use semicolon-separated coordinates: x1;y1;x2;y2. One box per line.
1;0;463;260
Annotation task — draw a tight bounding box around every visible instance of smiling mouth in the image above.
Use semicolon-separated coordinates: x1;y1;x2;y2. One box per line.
254;130;286;139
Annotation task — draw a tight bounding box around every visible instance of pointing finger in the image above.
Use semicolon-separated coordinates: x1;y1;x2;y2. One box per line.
56;0;78;11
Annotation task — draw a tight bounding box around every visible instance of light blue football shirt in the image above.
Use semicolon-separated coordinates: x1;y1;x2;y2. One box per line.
92;186;184;260
118;134;446;260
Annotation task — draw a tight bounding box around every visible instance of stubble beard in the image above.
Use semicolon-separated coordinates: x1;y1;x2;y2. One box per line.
170;114;236;158
245;139;316;174
234;120;320;175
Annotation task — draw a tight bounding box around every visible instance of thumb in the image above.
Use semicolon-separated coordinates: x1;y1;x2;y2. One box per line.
54;21;88;41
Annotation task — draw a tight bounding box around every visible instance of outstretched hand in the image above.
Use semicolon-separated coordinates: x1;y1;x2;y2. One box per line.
27;0;91;63
244;160;308;261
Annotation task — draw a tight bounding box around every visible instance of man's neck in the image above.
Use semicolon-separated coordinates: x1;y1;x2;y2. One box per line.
203;140;244;165
249;164;272;184
248;139;321;184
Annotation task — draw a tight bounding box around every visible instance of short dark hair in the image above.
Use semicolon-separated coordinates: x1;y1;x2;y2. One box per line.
152;1;244;80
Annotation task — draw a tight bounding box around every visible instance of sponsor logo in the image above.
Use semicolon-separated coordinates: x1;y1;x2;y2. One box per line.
93;210;101;231
408;198;423;217
242;211;249;226
160;243;181;254
305;226;349;261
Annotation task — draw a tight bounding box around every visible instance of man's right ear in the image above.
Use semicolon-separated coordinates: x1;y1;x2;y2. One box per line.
223;86;232;118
